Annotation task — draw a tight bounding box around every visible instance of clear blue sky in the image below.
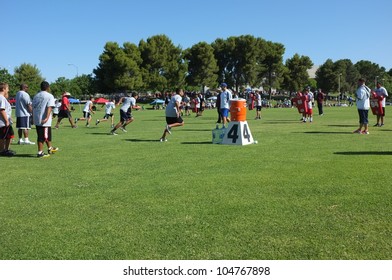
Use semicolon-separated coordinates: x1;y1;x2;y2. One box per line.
2;0;391;83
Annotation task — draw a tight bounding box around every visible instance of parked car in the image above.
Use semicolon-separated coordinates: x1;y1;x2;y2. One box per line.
8;97;16;105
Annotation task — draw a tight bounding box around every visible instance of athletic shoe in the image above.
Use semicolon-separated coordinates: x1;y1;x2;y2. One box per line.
380;123;385;127
166;125;172;134
24;140;35;145
361;130;369;135
74;118;79;124
110;131;118;135
0;150;15;157
353;129;361;134
160;138;167;142
48;147;59;154
17;139;25;145
96;119;100;125
120;127;127;132
72;125;78;128
373;123;380;127
37;152;50;158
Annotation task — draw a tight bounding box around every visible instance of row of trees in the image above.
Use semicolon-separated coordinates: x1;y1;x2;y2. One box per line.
1;34;391;98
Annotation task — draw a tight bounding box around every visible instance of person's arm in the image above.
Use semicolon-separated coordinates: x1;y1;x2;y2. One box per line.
0;109;9;126
41;106;53;124
116;97;123;106
89;102;95;114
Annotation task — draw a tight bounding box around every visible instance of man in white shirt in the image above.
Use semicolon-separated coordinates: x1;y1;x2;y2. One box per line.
219;83;232;128
374;81;389;127
32;81;59;157
0;83;15;157
353;78;371;134
15;84;35;144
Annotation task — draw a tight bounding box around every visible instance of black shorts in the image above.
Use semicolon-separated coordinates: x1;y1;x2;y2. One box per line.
83;111;91;119
0;126;14;139
36;126;52;142
166;116;184;125
256;106;262;111
16;116;32;129
58;110;72;119
103;113;113;119
120;110;133;122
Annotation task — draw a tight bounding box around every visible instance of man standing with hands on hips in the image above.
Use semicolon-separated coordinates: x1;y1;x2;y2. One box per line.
32;81;59;158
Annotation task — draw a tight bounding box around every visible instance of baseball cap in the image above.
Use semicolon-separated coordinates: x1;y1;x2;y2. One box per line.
220;83;227;87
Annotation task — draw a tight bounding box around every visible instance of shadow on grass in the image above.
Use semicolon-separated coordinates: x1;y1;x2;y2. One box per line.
11;154;37;158
335;151;392;155
327;124;355;127
124;139;161;142
86;132;114;135
182;128;212;132
181;141;212;144
294;131;353;134
264;120;302;124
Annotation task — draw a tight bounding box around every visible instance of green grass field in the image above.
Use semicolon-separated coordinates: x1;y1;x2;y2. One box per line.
1;104;392;260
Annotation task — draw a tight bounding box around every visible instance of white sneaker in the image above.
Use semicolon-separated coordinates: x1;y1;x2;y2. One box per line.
120;127;127;132
17;139;25;145
160;138;167;142
24;140;35;145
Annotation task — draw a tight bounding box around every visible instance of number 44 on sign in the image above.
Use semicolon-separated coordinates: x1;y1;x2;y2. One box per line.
221;121;255;145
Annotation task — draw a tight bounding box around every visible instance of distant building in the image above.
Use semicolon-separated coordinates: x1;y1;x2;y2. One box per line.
307;65;319;79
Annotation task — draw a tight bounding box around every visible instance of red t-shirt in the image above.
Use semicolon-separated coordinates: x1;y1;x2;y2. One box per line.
60;96;70;110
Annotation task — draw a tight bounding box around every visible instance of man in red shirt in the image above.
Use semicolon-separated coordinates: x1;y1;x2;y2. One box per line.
54;92;77;129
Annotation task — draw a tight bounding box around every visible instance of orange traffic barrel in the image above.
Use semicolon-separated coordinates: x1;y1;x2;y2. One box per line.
230;98;247;121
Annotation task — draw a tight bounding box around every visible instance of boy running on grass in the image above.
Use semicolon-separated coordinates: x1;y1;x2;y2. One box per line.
160;88;184;142
110;93;139;135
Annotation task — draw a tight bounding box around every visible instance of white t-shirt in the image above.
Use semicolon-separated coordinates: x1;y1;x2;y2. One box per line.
356;85;370;110
83;100;93;113
375;86;389;107
15;90;32;117
32;91;55;127
120;97;136;112
307;92;314;109
255;93;262;106
0;95;12;127
165;94;182;117
105;101;115;114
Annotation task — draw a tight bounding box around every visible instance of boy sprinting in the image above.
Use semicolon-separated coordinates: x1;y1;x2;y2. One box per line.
160;88;184;142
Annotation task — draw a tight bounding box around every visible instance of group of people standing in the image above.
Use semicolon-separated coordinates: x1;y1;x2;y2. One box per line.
354;79;388;134
0;81;58;157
